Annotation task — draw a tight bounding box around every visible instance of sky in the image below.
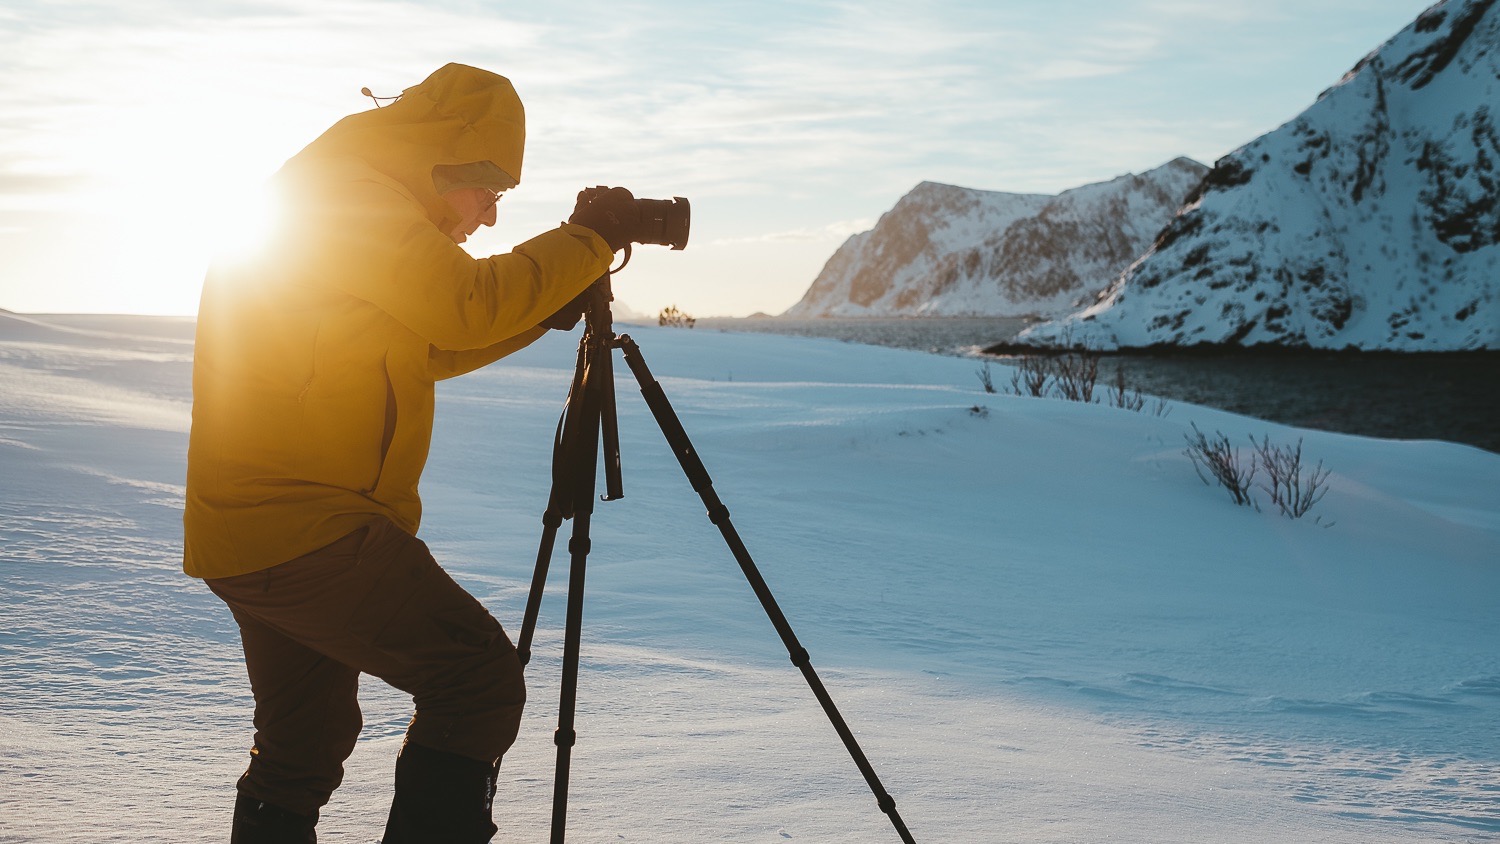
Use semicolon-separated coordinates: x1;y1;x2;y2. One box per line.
0;0;1442;319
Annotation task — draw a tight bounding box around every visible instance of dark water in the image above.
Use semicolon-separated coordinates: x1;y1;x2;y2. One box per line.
696;317;1500;454
695;316;1036;357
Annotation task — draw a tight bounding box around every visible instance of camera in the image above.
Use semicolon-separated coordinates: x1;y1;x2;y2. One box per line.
634;195;690;250
577;186;690;251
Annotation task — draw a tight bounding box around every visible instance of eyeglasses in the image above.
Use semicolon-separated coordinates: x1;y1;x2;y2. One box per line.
481;189;504;212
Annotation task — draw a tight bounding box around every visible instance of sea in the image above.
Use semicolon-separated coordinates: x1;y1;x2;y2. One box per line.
692;317;1500;455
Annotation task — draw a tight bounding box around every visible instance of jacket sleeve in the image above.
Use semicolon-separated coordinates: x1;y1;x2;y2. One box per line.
427;326;549;380
309;177;613;351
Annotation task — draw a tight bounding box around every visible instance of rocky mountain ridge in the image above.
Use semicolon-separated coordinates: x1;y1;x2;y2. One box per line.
783;158;1208;318
1018;0;1500;351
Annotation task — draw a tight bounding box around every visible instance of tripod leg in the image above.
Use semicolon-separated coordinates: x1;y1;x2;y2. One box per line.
600;342;625;502
517;316;612;843
551;507;593;843
614;335;917;844
547;327;613;844
517;506;563;667
518;335;593;667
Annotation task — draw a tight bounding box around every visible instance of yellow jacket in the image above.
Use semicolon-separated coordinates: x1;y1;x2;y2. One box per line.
183;64;612;578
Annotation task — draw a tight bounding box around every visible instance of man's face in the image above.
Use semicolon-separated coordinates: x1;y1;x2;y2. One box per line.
443;187;501;243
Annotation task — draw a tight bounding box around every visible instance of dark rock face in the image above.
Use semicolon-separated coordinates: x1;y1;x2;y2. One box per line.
784;159;1207;318
1021;0;1500;351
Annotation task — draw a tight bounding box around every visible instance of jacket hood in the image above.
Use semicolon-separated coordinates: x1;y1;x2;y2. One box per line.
284;63;526;227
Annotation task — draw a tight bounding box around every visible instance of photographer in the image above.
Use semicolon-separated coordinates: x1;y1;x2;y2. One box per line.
183;63;642;843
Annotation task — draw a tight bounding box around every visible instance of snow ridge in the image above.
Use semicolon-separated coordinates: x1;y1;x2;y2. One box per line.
1020;0;1500;351
783;158;1208;318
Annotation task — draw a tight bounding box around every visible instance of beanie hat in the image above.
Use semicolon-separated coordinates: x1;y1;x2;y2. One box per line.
432;160;518;193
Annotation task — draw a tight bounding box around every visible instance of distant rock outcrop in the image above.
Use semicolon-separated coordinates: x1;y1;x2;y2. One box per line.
1019;0;1500;351
783;158;1208;318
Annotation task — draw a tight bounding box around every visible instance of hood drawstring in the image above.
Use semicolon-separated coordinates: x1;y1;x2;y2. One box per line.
360;86;402;108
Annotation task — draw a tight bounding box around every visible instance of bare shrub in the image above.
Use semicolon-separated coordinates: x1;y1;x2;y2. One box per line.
1252;435;1332;519
1111;366;1172;416
1010;356;1050;397
658;305;696;328
1052;348;1100;403
1184;423;1258;508
976;362;997;394
1108;366;1145;411
1005;350;1169;416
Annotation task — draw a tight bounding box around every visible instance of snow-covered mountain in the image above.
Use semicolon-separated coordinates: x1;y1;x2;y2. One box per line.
1020;0;1500;351
782;158;1208;318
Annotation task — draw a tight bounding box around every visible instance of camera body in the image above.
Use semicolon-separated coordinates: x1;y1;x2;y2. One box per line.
578;186;690;251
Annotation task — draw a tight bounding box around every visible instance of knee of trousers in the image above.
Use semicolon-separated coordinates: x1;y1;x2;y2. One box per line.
409;637;527;761
240;687;363;815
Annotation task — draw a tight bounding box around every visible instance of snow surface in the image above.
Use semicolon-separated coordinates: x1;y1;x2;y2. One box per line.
2;312;1498;842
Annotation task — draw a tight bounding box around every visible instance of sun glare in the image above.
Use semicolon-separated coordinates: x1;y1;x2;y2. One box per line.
208;185;284;262
80;76;311;315
87;169;286;316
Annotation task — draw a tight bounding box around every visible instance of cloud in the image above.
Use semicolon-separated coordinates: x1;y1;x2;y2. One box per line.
0;0;1442;316
1030;59;1134;81
0;171;89;204
0;1;1162;211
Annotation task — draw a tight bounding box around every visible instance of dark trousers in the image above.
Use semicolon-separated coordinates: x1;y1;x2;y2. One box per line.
207;518;526;817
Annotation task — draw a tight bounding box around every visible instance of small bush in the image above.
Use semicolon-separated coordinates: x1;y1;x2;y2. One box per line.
1185;426;1332;520
1108;366;1146;411
1051;348;1100;403
658;305;696;328
999;352;1168;415
1107;366;1171;417
1010;356;1051;397
1184;423;1258;509
976;362;997;394
1252;435;1332;519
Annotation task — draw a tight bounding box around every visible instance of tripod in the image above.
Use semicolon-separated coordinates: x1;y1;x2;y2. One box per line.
514;277;917;843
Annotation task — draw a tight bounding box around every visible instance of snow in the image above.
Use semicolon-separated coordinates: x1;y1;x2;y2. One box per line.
2;311;1498;842
1022;0;1500;352
786;159;1207;320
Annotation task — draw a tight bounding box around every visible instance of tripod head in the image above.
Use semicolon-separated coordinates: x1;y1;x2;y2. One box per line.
580;277;617;339
547;274;625;523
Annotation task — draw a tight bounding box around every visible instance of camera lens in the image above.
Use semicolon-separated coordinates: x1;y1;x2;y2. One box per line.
635;197;690;250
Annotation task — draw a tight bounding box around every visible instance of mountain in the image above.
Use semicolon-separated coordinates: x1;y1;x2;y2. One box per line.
1018;0;1500;351
782;158;1208;318
610;298;651;322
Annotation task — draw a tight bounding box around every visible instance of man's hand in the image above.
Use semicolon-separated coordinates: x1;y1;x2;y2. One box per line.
568;187;641;253
539;287;592;331
539;281;613;331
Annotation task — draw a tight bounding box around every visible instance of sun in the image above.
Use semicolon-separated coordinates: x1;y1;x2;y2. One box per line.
81;94;309;314
207;183;286;263
84;168;288;315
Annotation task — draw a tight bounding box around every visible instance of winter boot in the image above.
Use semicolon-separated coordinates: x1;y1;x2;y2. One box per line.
231;794;317;844
381;741;500;844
